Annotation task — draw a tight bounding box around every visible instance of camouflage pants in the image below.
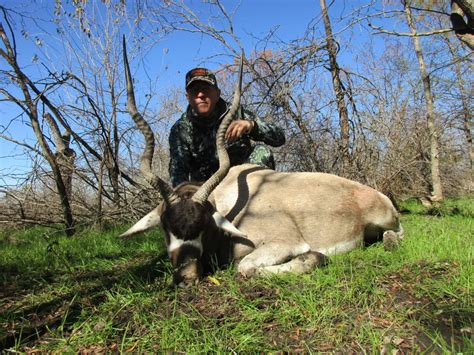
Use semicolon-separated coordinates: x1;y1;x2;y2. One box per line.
247;144;276;170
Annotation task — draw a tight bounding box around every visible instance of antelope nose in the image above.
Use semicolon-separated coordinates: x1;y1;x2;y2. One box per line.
177;278;199;289
172;259;202;287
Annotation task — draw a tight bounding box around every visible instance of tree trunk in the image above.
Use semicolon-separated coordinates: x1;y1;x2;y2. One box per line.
44;113;76;201
30;115;75;236
451;0;474;50
96;158;105;229
444;35;474;177
404;1;444;201
320;0;352;175
282;95;322;171
0;24;75;235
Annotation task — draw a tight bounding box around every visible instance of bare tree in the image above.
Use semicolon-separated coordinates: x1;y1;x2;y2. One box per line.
44;112;76;200
239;48;327;172
441;33;473;177
0;17;75;235
0;2;169;230
402;0;444;200
367;1;450;200
320;0;352;175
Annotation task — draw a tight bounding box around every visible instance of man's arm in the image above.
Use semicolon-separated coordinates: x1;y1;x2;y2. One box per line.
225;107;286;147
169;123;191;187
244;109;285;147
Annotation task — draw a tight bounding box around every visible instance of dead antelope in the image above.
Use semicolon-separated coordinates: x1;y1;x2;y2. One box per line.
121;39;404;287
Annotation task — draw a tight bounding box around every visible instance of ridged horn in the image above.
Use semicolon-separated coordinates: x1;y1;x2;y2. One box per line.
123;36;180;205
192;53;244;205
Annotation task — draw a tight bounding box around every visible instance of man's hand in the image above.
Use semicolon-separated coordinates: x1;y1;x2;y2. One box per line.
225;120;255;142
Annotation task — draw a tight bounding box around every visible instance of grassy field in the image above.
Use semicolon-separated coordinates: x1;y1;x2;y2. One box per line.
1;198;473;352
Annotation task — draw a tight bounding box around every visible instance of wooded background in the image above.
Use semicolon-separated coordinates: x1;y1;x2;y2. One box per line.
0;0;472;236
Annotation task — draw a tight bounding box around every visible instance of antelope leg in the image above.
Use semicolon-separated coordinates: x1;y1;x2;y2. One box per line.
237;240;311;277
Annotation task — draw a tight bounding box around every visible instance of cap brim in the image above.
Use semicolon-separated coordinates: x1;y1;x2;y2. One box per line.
186;76;217;89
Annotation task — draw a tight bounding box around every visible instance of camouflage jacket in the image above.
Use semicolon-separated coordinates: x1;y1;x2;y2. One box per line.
169;98;285;187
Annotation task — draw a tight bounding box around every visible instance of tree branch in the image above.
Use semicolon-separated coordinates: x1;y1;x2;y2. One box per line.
368;23;453;37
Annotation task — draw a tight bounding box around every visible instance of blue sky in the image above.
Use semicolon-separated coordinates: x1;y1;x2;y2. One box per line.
137;0;328;86
0;0;376;187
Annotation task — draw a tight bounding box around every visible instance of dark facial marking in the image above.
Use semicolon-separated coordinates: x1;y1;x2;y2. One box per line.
161;200;211;241
170;244;202;269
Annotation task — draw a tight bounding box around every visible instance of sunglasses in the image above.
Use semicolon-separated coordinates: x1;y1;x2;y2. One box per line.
187;84;216;96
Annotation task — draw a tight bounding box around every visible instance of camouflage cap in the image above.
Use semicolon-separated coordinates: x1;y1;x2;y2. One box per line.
185;67;218;89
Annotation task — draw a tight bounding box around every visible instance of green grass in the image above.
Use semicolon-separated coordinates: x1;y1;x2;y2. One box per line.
1;197;473;352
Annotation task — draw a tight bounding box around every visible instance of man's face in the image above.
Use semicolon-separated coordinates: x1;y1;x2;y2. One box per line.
186;82;221;118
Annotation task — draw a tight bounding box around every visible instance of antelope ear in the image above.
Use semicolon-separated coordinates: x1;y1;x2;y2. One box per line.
119;206;162;238
212;211;247;238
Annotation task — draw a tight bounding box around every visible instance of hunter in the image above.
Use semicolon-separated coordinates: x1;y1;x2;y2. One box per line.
169;67;285;187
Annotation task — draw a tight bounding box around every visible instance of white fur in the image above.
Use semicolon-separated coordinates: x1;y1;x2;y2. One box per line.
237;241;311;276
317;239;361;256
119;207;161;237
212;211;246;237
168;232;203;256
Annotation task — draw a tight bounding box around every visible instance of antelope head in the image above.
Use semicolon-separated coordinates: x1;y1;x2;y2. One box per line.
121;37;244;287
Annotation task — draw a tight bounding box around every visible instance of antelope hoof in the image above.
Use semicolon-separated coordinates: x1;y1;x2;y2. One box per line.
383;231;401;251
302;251;328;267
